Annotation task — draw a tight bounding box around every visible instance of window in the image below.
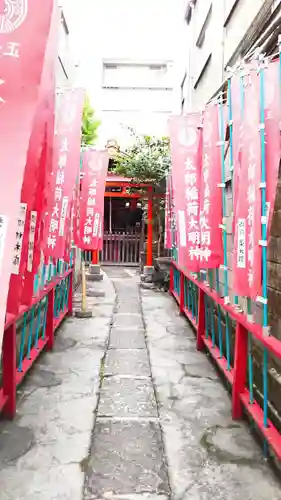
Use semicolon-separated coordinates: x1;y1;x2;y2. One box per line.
196;3;212;48
224;0;240;26
103;62;171;89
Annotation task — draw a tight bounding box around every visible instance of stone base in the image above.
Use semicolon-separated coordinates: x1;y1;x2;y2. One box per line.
87;289;105;298
143;266;154;276
89;264;101;275
75;309;93;318
86;273;103;282
141;266;154;284
140;282;155;290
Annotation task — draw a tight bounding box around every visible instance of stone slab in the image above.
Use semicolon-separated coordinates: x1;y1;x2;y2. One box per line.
84;420;170;498
75;310;93;318
141;288;281;500
109;327;146;349
104;349;151;377
86;273;103;282
113;312;143;328
86;289;105;298
89;264;101;275
98;377;157;417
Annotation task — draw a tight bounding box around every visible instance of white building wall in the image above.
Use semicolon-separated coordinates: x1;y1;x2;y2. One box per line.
83;0;186;147
181;0;279;112
56;2;78;89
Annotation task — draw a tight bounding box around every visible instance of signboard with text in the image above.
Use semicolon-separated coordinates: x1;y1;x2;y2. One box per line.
77;149;109;250
233;72;261;298
199;104;223;268
169;113;202;270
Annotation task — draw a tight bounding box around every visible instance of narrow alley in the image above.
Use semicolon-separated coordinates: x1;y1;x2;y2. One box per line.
0;268;280;500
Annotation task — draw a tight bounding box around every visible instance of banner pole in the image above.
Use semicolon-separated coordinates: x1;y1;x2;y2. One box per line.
218;93;231;370
227;74;239;308
258;55;269;454
81;260;87;313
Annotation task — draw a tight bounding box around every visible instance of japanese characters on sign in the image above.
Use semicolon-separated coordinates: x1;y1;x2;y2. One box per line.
47;135;68;253
0;215;8;277
11;203;27;275
199;105;223;268
78;149;109;250
169;113;202;270
184;119;202;268
233;72;261;298
27;211;37;272
164;172;172;250
44;88;85;259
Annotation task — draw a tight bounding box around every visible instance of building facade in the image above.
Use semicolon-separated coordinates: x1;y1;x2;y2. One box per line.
89;0;185;148
100;59;175;146
57;2;78;89
181;0;281;112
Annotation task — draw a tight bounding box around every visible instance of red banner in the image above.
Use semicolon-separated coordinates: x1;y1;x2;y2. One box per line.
7;4;59;312
0;0;55;339
233;71;261;298
169;114;202;270
199;104;223;268
44;88;85;260
78;149;109;250
264;61;280;234
231;72;243;234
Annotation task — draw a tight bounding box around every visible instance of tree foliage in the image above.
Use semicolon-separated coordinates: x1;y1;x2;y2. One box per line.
114;134;171;256
81;96;101;146
114;135;171;190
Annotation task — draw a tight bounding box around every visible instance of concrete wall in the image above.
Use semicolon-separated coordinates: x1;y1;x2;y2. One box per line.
182;0;276;111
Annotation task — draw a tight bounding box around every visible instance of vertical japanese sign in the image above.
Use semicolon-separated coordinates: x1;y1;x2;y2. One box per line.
164;172;172;250
169;113;202;270
27;211;37;272
0;0;55;346
78;149;109;250
233;71;261;298
199;105;223;268
44;88;85;259
11;203;27;274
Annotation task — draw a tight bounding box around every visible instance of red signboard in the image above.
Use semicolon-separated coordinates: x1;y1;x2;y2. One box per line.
0;0;55;342
78;149;109;250
199;104;223;268
7;4;59;312
44;89;85;260
169;113;202;270
233;71;261;298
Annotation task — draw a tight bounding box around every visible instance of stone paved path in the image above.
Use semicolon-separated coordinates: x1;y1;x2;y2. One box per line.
0;267;280;500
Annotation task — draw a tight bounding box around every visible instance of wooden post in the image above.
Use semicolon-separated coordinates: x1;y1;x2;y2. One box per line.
180;272;184;314
232;322;248;419
92;249;98;264
196;288;205;351
169;262;174;294
2;323;17;418
46;287;55;351
81;262;87;313
68;271;73;316
147;187;153;267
